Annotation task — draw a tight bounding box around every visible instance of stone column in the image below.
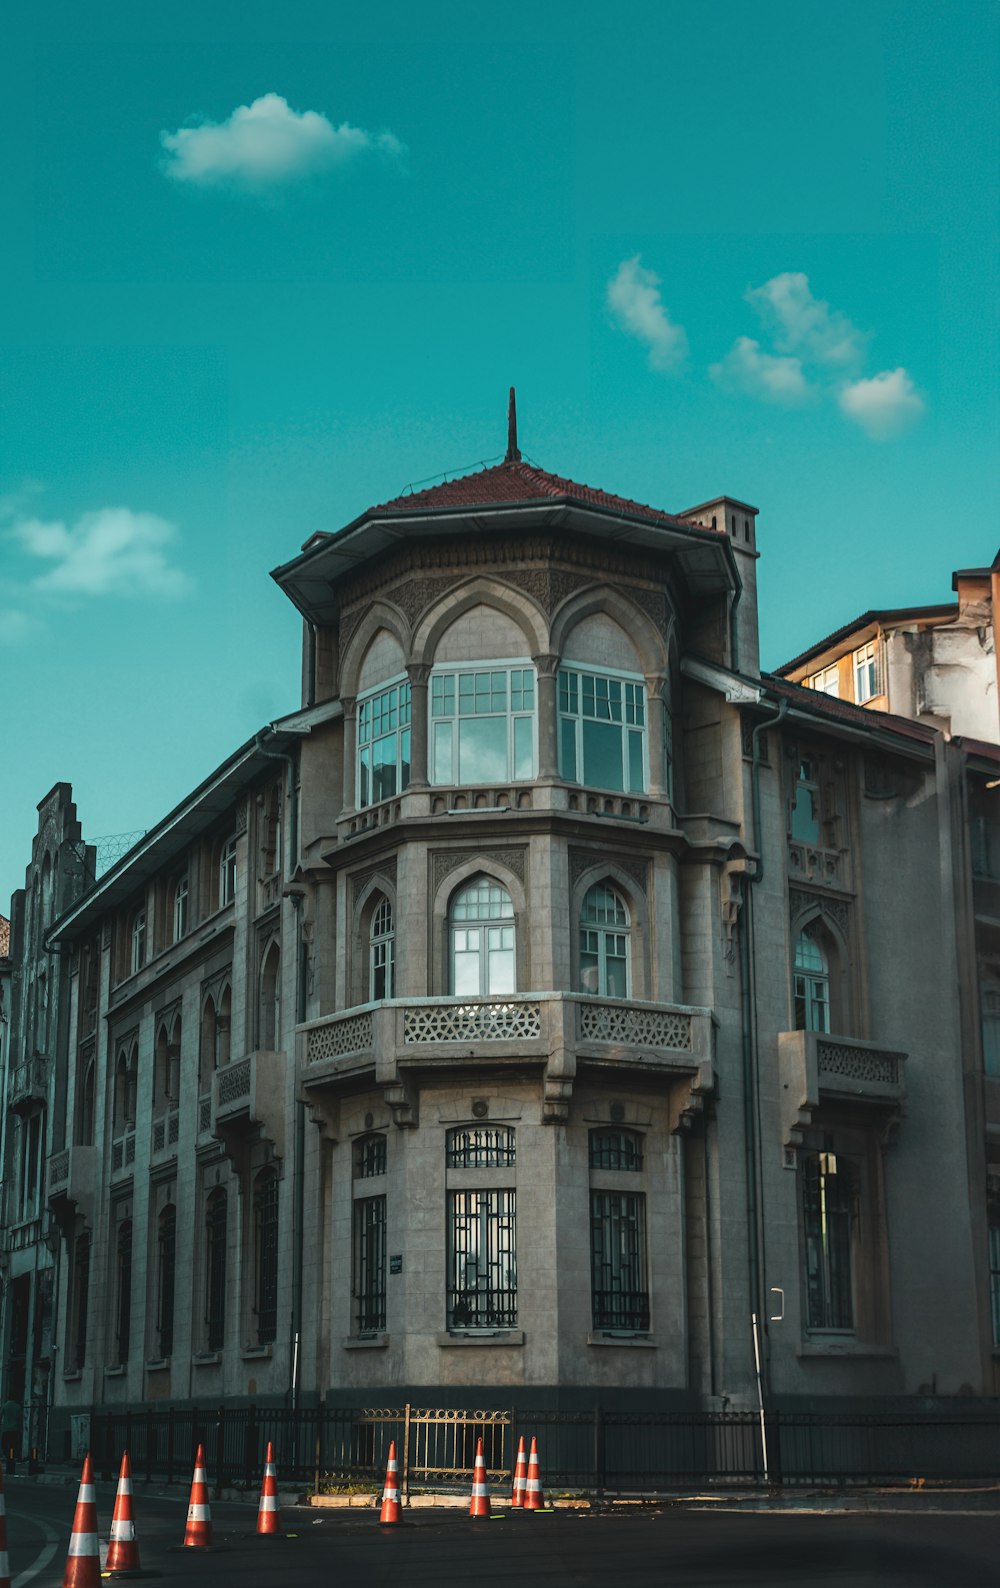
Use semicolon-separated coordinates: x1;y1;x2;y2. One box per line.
644;673;668;800
533;654;561;780
406;665;431;790
341;696;357;815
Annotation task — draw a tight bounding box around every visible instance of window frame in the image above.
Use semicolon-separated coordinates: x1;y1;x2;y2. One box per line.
172;874;189;942
429;659;536;788
793;929;831;1033
357;674;412;808
557;663;648;795
447;1188;517;1332
129;907;146;976
369;897;395;1002
590;1189;649;1334
448;878;516;997
853;640;881;704
801;1149;858;1333
353;1193;387;1337
218;835;237;908
579;883;631;997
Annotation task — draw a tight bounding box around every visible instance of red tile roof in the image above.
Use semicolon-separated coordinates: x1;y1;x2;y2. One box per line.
372;458;713;532
0;915;8;958
762;672;939;744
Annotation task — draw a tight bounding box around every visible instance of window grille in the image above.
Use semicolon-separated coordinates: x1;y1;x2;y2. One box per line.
580;884;630;996
558;667;646;794
589;1127;643;1171
448;1189;517;1329
590;1190;649;1331
205;1189;227;1351
358;678;411;807
353;1194;387;1336
802;1151;856;1331
157;1205;176;1358
369;898;395;1001
253;1171;279;1345
431;665;535;785
115;1219;133;1365
446;1126;516;1168
355;1134;387;1178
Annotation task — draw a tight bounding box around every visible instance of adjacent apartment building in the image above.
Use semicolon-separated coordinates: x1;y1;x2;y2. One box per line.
6;413;999;1456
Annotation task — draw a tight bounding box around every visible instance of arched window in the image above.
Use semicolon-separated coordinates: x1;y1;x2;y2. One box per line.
205;1188;227;1350
200;996;217;1086
793;929;831;1032
369;898;395;1002
580;884;630;997
115;1044;138;1129
217;984;232;1066
154;1025;169;1113
802;1150;857;1331
114;1219;133;1365
252;1169;279;1345
589;1127;643;1171
157;1204;176;1358
449;878;515;997
259;942;280;1049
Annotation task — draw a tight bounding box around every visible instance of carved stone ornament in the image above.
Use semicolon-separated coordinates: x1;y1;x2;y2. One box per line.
789;887;850;939
569;849;648;896
234;798;249;837
351;858;398;913
432;847;526;894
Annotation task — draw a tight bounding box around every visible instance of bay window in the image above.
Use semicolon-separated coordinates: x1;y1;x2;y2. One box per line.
357;677;411;808
558;667;646;793
431;664;535;785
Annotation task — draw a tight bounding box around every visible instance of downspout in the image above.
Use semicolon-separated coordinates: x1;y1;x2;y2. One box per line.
740;697;788;1382
305;623;318;710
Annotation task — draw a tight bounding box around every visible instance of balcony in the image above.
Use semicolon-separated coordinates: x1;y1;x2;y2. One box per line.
47;1143;98;1228
778;1030;907;1147
8;1056;48;1112
211;1051;286;1160
300;993;714;1128
151;1108;180;1161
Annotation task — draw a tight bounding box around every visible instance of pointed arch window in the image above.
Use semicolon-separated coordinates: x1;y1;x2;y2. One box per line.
794;930;830;1032
449;878;515;996
259;941;280;1049
369;898;395;1002
580;884;630;997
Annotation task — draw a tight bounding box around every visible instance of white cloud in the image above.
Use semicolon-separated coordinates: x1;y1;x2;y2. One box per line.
746;271;866;370
13;508;191;597
161;93;405;190
0;609;33;646
607;255;688;372
837;368;925;441
709;336;812;406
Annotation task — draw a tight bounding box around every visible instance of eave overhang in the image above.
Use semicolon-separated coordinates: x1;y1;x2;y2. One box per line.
47;699;342;946
271;498;739;626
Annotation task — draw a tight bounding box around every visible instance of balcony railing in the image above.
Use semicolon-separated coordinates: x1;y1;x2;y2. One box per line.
211;1052;286;1158
151;1108;180;1158
778;1029;907;1147
47;1144;97;1220
9;1056;48;1110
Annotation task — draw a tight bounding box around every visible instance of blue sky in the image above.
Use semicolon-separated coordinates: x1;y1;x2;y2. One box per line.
2;0;998;902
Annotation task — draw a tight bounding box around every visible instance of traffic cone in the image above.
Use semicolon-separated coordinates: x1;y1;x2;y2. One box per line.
510;1437;527;1509
523;1436;544;1512
469;1437;491;1518
379;1441;401;1525
0;1462;11;1588
256;1441;282;1536
182;1444;213;1548
106;1449;141;1573
62;1452;101;1588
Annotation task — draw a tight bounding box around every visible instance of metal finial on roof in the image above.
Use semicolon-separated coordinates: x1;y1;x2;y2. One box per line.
505;386;521;463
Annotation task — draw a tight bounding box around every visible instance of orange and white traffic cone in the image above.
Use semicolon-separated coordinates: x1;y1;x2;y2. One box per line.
62;1452;101;1587
379;1441;401;1525
510;1437;527;1509
182;1444;213;1548
0;1462;11;1588
256;1441;282;1537
106;1449;141;1573
469;1437;491;1519
523;1436;544;1512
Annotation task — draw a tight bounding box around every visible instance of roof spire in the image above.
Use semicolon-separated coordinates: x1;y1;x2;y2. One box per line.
505;386;521;463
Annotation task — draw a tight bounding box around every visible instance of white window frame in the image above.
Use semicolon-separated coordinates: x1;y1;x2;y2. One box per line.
130;908;146;975
449;879;516;997
369;898;395;1002
429;660;536;787
579;884;630;997
557;664;648;795
219;836;237;907
173;875;189;942
853;641;881;704
357;674;411;809
807;664;840;697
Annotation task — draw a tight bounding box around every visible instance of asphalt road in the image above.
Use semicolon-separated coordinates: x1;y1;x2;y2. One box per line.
4;1480;1000;1586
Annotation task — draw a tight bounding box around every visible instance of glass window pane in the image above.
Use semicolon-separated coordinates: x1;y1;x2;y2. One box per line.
560;718;578;781
514;715;533;780
582;720;624;791
605;954;628;997
459;715;508;783
486;927;515;994
580;949;599;994
453;930;482;995
627;731;645;793
433;722;453;783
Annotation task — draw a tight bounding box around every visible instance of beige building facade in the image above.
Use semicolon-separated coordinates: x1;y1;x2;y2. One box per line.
24;429;1000;1454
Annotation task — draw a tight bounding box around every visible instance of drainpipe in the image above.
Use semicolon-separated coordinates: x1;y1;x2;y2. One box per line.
305;623;318;710
739;697;788;1382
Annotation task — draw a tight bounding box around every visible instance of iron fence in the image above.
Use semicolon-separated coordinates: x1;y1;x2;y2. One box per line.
87;1402;1000;1494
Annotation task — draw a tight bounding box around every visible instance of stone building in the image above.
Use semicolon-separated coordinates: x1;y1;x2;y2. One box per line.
0;786;94;1459
37;411;1000;1451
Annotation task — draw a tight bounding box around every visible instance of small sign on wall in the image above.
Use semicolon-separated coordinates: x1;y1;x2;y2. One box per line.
390;1254;403;1274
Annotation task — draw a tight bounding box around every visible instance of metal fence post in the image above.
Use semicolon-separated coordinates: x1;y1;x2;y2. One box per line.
401;1403;412;1504
245;1403;257;1489
593;1404;605;1494
313;1394;324;1497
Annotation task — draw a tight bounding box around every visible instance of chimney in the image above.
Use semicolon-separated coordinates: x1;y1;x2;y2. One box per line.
676;496;760;676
